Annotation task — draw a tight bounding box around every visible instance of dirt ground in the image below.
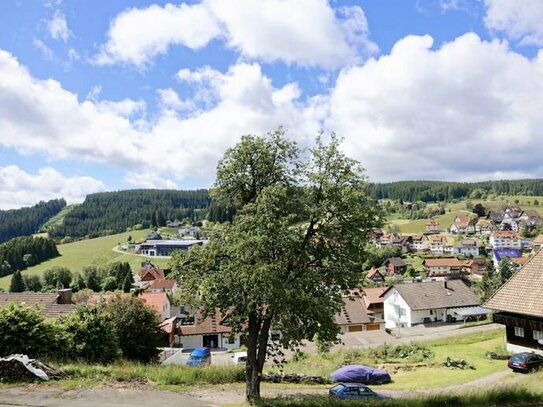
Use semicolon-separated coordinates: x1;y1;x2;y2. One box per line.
0;369;525;407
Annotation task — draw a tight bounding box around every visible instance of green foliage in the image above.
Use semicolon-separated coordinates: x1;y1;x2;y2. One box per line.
0;304;65;358
0;199;66;244
0;236;59;277
444;356;475;370
105;295;162;363
22;274;42;292
9;270;24;292
43;266;72;290
61;303;120;363
48;190;210;239
171;130;382;399
367;343;433;363
363;245;402;270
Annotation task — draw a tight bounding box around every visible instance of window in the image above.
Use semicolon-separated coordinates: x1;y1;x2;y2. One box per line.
399;308;406;317
533;330;543;340
514;326;525;337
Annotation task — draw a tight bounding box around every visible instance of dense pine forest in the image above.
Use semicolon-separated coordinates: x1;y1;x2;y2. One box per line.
368;179;543;202
48;189;211;239
0;236;59;277
0;199;66;244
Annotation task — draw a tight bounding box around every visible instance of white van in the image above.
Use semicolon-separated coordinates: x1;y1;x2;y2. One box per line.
231;351;247;364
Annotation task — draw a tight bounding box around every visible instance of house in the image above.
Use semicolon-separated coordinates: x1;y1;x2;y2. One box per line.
166;220;183;227
490;231;521;249
519;210;542;230
88;292;171;321
149;278;177;293
504;205;523;219
500;213;519;232
453;239;480;257
463;258;487;278
532;234;543;253
423;258;463;278
145;232;162;240
485;250;543;354
492;248;523;267
139;262;165;288
411;235;427;251
335;294;385;333
377;232;395;248
382;257;407;276
488;210;504;224
449;214;475;234
382;280;480;329
174;309;241;349
178;226;203;238
136;239;204;257
366;267;385;284
0;289;74;318
361;287;387;320
392;236;413;253
475;219;496;235
427;235;447;255
368;229;384;247
425;219;440;234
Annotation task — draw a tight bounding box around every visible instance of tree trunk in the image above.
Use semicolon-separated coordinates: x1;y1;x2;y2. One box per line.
245;311;272;402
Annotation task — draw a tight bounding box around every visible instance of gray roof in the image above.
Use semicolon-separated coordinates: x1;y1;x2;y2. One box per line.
0;293;74;318
389;280;480;311
335;296;371;325
384;257;406;267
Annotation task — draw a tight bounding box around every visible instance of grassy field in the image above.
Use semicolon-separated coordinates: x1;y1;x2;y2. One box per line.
266;328;507;390
38;204;77;233
0;230;170;290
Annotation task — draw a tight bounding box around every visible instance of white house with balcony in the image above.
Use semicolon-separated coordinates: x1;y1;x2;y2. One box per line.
490;231;521;249
382;280;481;329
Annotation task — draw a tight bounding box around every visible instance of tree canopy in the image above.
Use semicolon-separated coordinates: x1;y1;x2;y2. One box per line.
170;130;382;400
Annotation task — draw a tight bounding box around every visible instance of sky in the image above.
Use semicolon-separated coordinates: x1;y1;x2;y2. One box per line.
2;0;543;209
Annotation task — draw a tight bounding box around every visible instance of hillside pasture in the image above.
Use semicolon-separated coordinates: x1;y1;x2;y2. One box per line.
0;230;169;290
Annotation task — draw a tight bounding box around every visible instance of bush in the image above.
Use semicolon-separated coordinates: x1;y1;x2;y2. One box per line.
61;303;120;363
106;295;162;363
0;304;65;358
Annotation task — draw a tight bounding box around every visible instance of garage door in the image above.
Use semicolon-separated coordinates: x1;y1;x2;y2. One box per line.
366;324;380;331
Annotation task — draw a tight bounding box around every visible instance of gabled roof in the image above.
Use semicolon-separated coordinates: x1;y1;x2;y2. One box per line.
453;214;471;228
177;309;232;336
383;257;406;267
361;287;387;308
428;235;447;244
382;280;479;311
366;267;384;280
140;265;165;281
150;279;176;290
490;231;520;239
455;239;479;248
0;293;74;318
485;249;543;318
335;296;372;325
426;219;439;226
423;258;462;268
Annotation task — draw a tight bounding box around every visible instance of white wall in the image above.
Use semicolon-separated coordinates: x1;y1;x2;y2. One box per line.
179;335;202;349
383;289;412;328
221;333;241;349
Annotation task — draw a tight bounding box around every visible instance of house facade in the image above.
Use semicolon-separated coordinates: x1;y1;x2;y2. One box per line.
453;239;480;257
427;235;447;255
382;280;480;329
137;239;205;257
366;267;385;284
425;219;440;234
450;214;475;235
423;258;463;278
335;294;385;333
489;231;521;249
383;257;407;276
411;235;427;251
476;219;496;235
485;252;543;354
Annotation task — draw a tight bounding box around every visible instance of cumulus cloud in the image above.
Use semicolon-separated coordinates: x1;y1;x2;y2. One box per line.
328;32;543;181
94;3;220;67
94;0;376;68
484;0;543;46
0;166;105;209
47;10;71;42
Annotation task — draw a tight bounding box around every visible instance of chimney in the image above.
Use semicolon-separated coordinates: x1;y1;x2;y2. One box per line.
443;281;448;290
57;288;73;304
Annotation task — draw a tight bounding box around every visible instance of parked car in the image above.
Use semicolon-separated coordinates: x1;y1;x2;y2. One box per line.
329;383;390;400
186;347;211;367
231;351;247;364
508;352;543;373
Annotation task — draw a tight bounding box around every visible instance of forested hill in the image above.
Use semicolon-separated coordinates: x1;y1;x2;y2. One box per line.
368;179;543;202
48;189;210;239
0;199;66;244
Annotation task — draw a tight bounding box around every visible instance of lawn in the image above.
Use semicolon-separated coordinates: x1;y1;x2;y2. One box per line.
0;230;170;290
266;328;508;390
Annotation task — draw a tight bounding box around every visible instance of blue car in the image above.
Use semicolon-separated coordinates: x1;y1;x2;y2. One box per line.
186;347;211;366
329;383;390;400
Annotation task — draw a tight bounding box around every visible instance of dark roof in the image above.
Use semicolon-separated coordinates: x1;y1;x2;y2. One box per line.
335;296;372;325
492;249;522;262
382;281;479;311
0;293;74;318
383;257;406;267
485;250;543;318
177;309;232;336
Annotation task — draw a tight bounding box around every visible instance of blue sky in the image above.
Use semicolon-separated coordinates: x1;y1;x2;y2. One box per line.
1;0;543;208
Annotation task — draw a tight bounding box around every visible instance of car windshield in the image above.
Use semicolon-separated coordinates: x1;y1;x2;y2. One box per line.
510;354;526;362
330;384;345;393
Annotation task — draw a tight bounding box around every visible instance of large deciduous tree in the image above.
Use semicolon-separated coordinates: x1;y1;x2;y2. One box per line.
170;130;382;401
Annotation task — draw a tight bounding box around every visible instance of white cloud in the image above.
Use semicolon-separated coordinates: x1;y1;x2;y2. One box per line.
0;165;105;209
94;0;377;69
47;10;71;42
94;3;220;68
32;38;54;60
327;33;543;181
157;88;193;112
484;0;543;46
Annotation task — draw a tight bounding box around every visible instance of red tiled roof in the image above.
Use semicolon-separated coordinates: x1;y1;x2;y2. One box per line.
0;293;75;318
361;287;387;308
424;258;462;268
87;292;169;316
140;266;165;281
366;267;383;280
491;231;520;239
150;279;176;289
